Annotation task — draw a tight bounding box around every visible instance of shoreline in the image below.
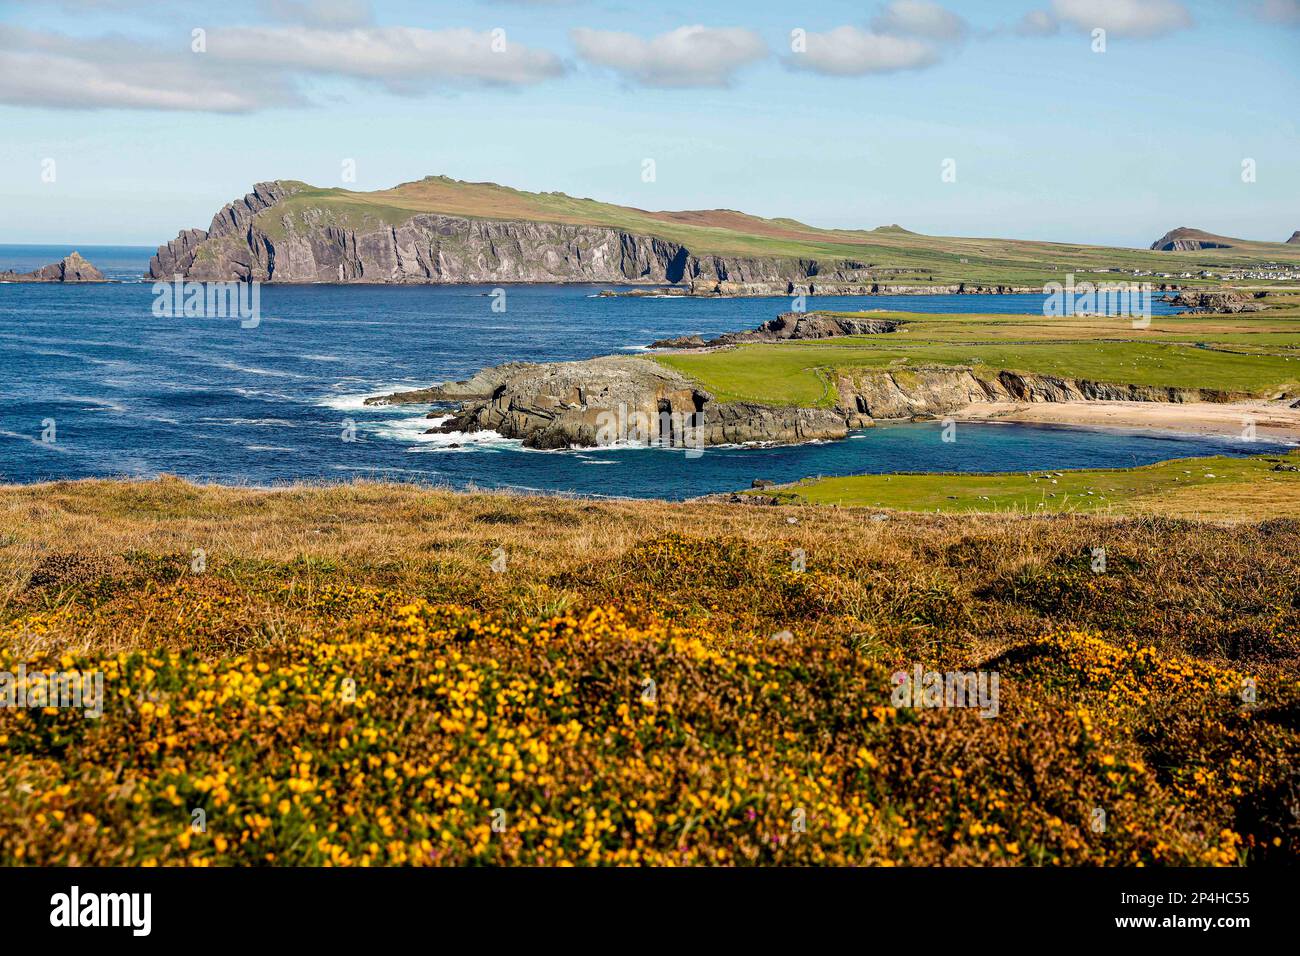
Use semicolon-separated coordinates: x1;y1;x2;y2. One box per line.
949;399;1300;444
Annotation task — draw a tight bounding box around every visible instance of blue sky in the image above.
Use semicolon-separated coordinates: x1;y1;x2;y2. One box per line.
0;0;1297;248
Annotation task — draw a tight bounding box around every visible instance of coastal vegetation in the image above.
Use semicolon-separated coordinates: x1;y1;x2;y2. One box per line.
655;306;1300;407
0;478;1296;865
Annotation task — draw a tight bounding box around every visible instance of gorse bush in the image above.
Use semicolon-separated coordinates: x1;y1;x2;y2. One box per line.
0;481;1296;866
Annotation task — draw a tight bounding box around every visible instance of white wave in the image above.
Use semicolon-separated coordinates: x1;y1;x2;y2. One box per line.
0;430;71;453
206;359;310;380
63;395;128;413
202;417;297;428
316;383;433;411
243;444;298;453
377;413;520;450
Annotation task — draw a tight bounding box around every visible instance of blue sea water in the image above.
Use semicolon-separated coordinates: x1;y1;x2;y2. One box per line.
0;245;1279;499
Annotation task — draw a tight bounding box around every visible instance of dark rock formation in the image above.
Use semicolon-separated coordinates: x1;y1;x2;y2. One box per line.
649;335;709;350
652;311;901;349
369;356;850;449
1287;231;1300;245
1167;290;1266;314
0;251;105;282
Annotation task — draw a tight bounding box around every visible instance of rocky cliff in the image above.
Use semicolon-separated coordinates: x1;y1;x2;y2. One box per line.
368;356;849;449
147;182;872;285
1;251;105;283
835;367;1235;421
367;354;1243;451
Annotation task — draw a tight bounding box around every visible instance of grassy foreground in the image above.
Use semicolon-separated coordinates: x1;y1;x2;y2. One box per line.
777;452;1300;518
1;479;1297;866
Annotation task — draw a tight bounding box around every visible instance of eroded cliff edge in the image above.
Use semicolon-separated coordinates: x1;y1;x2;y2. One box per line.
147;181;874;286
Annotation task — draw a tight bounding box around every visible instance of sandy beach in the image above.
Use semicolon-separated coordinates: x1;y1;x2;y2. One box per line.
951;399;1300;444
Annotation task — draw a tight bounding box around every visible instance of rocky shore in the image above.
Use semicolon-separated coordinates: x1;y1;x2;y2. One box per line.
365;309;1252;450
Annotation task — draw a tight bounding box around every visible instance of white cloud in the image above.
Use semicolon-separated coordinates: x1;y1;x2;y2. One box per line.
786;26;939;76
261;0;374;28
1015;10;1060;35
1049;0;1193;38
208;26;565;90
1253;0;1300;25
871;1;969;42
0;26;299;112
570;25;767;88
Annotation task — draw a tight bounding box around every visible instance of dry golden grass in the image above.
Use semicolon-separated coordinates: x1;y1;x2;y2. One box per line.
1;478;1296;866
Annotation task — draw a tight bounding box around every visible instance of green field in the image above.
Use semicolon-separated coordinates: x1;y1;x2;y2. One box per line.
769;452;1300;518
655;307;1300;406
252;176;1300;288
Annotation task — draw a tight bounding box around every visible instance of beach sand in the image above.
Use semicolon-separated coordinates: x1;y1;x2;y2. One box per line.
950;399;1300;443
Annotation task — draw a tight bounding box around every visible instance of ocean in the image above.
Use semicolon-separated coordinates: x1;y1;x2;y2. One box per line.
0;244;1276;499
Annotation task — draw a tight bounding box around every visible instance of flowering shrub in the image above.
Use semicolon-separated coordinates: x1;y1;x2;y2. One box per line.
1;592;1292;865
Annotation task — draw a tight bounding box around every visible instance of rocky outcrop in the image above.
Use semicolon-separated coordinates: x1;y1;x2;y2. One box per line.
1150;227;1235;251
148;182;304;280
146;181;875;286
368;348;1246;451
0;251;105;282
1167;290;1266;313
370;356;851;449
651;311;901;349
1287;231;1300;245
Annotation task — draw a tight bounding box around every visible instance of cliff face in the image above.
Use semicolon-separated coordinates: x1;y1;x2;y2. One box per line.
146;183;869;285
836;367;1234;421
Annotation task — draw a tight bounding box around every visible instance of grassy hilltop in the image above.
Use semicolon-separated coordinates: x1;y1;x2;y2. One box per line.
0;479;1297;866
256;175;1300;287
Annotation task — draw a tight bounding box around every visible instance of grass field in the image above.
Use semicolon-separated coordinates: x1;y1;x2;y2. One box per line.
655;307;1300;406
770;452;1300;519
0;480;1297;866
254;176;1300;288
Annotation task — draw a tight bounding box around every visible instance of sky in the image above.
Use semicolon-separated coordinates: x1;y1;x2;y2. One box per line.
0;0;1297;249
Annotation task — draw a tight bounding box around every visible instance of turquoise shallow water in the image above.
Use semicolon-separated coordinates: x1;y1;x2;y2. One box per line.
0;247;1279;499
